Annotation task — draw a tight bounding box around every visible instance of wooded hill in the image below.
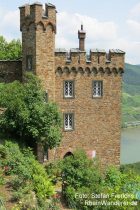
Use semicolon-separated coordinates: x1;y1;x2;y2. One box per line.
122;63;140;124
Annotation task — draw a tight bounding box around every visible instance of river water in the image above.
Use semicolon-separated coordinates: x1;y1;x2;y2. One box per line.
121;127;140;164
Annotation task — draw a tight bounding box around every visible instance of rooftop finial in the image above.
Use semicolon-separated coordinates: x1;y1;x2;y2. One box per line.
81;24;83;30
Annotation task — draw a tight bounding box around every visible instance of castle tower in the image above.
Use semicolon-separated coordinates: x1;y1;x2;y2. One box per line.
19;2;57;101
19;2;125;167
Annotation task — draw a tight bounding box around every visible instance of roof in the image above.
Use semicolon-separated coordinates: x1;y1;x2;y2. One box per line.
47;3;56;8
109;49;125;54
55;48;67;53
90;49;106;53
70;48;80;53
70;48;86;53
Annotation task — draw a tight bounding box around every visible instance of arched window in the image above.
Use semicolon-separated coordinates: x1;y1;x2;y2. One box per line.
63;152;74;158
63;67;70;74
78;67;84;74
92;67;98;75
105;67;111;75
56;67;63;75
85;67;91;75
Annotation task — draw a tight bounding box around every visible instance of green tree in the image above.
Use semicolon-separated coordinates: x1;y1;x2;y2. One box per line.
0;35;21;60
61;150;102;209
61;150;140;210
0;73;62;152
0;36;7;59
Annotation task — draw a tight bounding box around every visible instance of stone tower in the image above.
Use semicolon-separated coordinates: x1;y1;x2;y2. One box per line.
19;2;56;101
19;2;125;167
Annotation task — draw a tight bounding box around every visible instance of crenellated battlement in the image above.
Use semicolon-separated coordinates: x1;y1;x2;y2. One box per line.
19;2;56;32
55;48;125;74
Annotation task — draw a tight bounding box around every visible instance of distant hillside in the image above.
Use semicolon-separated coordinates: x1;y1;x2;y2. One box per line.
123;63;140;95
122;63;140;125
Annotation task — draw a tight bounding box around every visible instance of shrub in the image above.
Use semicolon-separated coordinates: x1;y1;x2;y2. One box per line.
1;141;33;177
0;196;5;210
61;150;140;210
33;174;54;200
14;191;37;210
61;150;102;209
102;166;140;210
12;186;32;202
0;144;7;159
45;160;63;183
1;141;55;208
0;168;5;185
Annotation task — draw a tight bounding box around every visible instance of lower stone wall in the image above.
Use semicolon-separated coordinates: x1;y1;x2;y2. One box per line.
0;60;22;83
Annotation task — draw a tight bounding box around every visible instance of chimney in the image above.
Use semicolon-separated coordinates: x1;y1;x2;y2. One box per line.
78;24;86;51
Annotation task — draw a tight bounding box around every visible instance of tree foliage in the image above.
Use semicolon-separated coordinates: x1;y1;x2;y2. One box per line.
0;73;62;149
0;35;21;60
0;140;56;209
62;150;102;209
61;150;140;210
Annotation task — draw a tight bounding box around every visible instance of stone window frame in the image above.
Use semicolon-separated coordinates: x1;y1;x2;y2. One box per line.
92;80;103;98
63;113;74;131
63;80;75;99
26;55;33;71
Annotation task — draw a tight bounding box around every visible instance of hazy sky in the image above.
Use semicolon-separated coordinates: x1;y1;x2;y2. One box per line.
0;0;140;64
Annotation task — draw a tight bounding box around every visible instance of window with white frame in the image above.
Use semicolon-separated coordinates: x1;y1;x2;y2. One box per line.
93;81;103;97
64;113;74;131
64;81;74;98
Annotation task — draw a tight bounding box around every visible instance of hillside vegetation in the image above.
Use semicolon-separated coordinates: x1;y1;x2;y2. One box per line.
122;63;140;125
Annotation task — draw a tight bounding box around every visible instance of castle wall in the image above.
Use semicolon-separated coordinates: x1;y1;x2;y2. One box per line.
48;50;124;167
0;60;22;83
54;71;121;167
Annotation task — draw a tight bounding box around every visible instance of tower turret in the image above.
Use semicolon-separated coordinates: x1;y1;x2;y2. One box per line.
19;2;56;101
78;24;86;51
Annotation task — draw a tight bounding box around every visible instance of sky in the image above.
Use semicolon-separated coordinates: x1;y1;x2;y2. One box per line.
0;0;140;64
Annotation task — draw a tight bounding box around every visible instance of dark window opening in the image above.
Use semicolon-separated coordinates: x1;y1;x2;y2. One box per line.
63;152;74;158
26;55;32;71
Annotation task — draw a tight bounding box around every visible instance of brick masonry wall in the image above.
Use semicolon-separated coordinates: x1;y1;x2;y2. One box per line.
0;60;22;83
48;51;125;167
54;72;122;167
20;3;56;101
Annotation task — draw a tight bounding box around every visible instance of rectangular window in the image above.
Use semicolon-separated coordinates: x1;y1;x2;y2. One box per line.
26;55;32;71
64;113;74;131
64;81;74;98
93;81;103;97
